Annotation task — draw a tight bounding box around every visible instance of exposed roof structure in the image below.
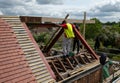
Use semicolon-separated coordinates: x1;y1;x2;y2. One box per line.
20;16;99;82
0;15;100;83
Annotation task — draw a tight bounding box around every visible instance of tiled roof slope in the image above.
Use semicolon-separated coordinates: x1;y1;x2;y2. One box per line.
0;18;37;82
0;16;55;83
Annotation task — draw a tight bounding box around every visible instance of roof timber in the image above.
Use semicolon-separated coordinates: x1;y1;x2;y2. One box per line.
20;16;95;24
26;23;58;28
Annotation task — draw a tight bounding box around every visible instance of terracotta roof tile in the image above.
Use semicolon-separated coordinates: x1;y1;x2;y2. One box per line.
0;18;37;83
2;16;55;82
0;16;55;83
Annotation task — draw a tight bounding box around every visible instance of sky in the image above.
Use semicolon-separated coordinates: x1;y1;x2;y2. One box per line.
0;0;120;22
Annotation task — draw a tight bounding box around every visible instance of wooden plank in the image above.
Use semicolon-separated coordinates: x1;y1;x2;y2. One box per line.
37;76;53;83
73;56;80;65
0;15;19;18
26;23;58;28
20;16;95;23
77;54;87;64
70;67;84;75
73;27;98;59
105;70;120;83
83;53;92;63
43;14;69;53
42;17;95;23
65;58;74;69
57;58;67;72
31;65;46;70
46;55;63;59
51;61;64;80
32;65;46;72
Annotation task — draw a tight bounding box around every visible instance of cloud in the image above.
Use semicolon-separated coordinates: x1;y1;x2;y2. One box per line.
96;1;120;12
0;0;29;8
1;6;29;15
0;0;35;15
0;0;120;22
87;0;120;22
0;11;3;15
36;0;63;5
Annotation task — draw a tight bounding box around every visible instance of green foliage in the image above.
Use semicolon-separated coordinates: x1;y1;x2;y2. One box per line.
107;54;114;59
33;32;62;49
97;26;120;48
80;18;102;39
112;55;120;61
88;19;120;49
33;33;48;45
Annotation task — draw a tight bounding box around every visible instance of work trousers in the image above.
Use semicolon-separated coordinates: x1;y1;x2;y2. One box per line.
62;37;72;56
73;38;80;53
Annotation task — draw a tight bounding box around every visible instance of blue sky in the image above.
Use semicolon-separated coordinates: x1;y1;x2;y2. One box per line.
0;0;120;22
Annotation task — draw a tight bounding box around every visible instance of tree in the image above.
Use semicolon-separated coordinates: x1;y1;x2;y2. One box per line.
96;25;120;48
80;18;102;39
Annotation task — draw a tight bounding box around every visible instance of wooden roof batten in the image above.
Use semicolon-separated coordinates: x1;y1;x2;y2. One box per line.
20;16;95;24
0;15;56;83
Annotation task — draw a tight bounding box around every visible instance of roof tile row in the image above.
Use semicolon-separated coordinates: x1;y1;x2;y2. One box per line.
0;18;37;83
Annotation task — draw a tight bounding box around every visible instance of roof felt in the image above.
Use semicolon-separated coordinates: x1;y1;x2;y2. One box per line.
0;18;37;83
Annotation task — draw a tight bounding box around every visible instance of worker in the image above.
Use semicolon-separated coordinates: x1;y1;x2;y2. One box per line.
94;36;100;50
72;23;81;54
94;35;104;50
99;53;107;65
99;53;113;82
60;20;75;58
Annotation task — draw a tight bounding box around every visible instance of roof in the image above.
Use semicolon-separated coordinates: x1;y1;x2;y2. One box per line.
0;15;99;82
0;18;37;83
0;16;55;83
19;16;99;82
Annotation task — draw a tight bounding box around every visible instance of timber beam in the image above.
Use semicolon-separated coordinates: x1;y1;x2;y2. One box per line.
20;16;95;24
26;23;58;28
46;51;99;82
61;65;101;83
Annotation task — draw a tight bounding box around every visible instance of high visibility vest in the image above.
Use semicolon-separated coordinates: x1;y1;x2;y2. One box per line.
64;23;75;38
